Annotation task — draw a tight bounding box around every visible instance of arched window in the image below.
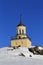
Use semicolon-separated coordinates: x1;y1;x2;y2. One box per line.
19;36;21;39
22;30;24;34
19;30;21;34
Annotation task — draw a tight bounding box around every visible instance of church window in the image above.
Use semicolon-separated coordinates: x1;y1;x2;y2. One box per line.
19;30;21;34
22;30;24;34
19;36;21;39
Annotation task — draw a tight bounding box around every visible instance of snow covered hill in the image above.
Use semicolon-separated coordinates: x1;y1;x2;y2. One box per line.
0;46;43;65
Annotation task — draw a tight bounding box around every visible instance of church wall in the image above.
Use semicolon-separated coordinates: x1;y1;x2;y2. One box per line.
11;38;31;47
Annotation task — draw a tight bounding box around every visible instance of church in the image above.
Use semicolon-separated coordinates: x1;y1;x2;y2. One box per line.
11;17;32;47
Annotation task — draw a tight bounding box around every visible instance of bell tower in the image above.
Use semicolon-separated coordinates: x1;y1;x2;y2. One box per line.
16;16;27;39
17;17;26;35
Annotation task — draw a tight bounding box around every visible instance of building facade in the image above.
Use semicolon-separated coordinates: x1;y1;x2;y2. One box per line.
11;17;32;47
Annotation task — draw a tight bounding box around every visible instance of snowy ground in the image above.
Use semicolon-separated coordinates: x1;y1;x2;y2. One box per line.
0;47;43;65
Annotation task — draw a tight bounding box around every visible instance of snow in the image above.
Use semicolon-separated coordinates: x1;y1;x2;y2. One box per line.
0;47;43;65
38;46;43;50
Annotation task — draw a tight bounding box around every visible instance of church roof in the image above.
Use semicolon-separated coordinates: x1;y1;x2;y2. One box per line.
17;23;25;27
11;34;32;41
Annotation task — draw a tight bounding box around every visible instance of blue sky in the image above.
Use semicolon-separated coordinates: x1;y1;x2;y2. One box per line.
0;0;43;47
